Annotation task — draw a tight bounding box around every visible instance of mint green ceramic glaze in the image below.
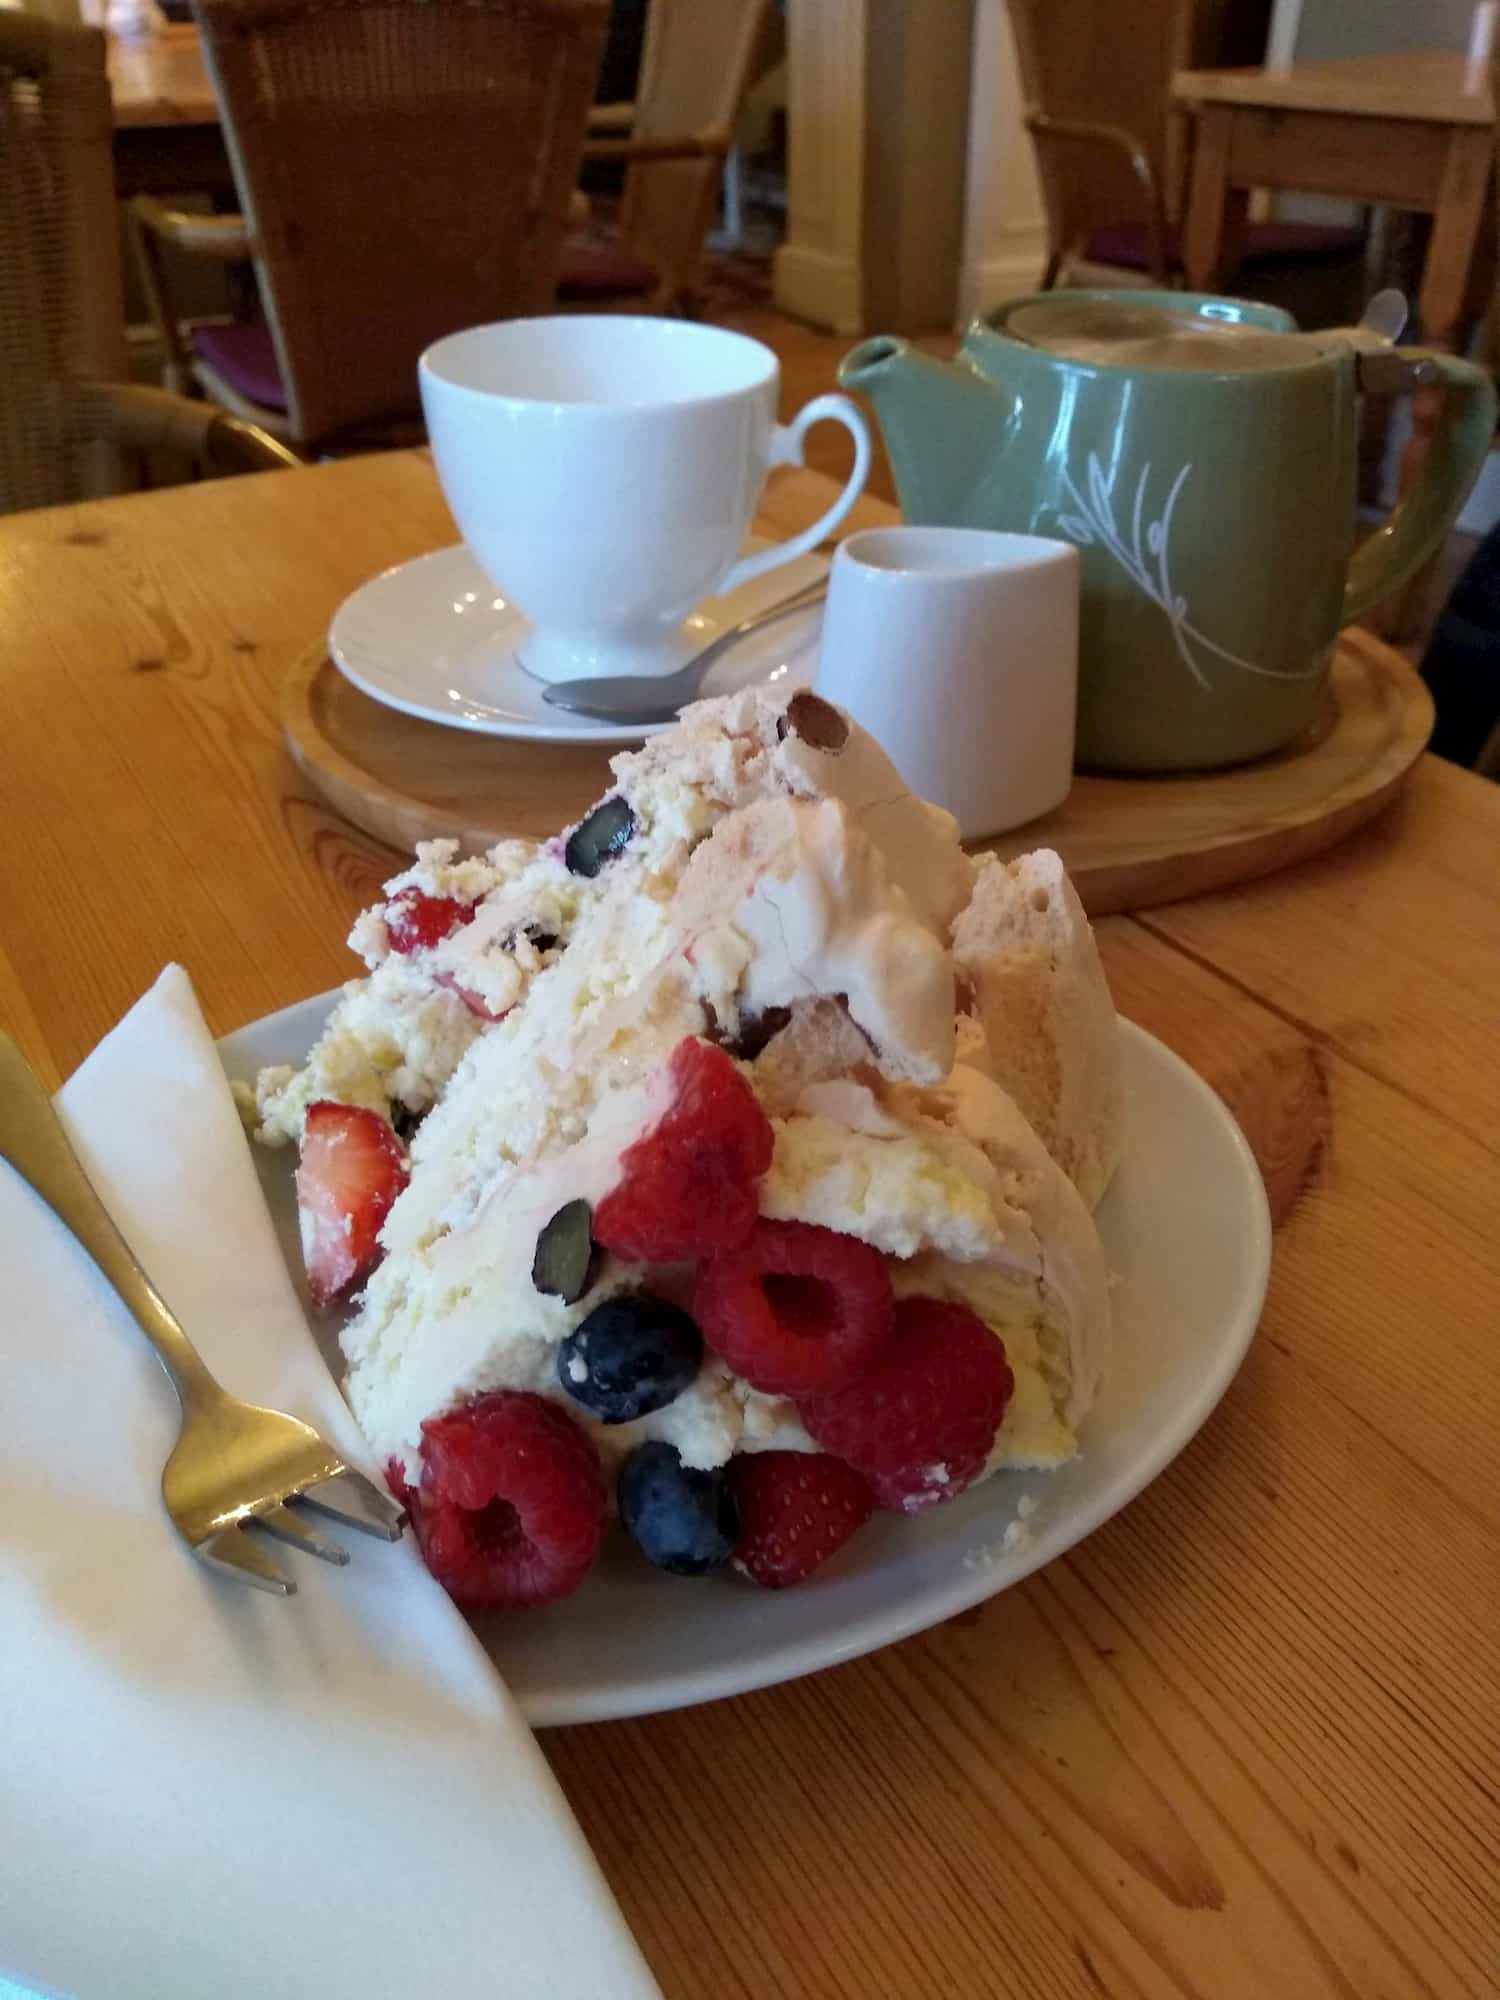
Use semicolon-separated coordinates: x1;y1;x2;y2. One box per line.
840;289;1496;770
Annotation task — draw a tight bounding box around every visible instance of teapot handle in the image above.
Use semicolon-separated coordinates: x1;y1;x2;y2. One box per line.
1343;350;1496;627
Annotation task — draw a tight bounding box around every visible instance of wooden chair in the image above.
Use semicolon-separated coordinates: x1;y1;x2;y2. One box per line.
1005;0;1364;301
556;0;776;315
1379;42;1500;643
130;0;609;453
0;12;293;516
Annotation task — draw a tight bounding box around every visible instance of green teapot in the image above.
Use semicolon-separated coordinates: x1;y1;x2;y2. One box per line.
840;290;1495;771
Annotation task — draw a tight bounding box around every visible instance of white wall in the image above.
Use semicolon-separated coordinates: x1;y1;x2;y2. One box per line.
956;0;1048;324
1287;0;1479;60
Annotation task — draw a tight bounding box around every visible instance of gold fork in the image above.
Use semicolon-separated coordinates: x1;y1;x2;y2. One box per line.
0;1032;404;1594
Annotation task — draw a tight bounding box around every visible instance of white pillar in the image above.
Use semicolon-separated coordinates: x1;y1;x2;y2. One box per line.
956;0;1048;325
773;0;870;334
775;0;1048;335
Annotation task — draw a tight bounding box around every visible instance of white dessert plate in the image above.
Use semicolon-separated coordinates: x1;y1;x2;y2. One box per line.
328;541;827;746
221;997;1271;1726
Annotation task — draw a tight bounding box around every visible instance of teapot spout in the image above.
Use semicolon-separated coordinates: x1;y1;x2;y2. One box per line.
839;336;1009;523
839;334;915;389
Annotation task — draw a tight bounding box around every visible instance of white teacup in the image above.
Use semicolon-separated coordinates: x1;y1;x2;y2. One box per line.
814;526;1079;840
419;317;872;684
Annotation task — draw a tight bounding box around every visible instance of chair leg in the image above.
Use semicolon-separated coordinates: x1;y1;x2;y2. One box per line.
720;142;744;249
126;200;195;396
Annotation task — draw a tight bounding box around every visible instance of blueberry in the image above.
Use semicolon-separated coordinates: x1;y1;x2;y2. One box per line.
532;1199;598;1304
556;1293;702;1423
564;796;635;878
618;1442;738;1576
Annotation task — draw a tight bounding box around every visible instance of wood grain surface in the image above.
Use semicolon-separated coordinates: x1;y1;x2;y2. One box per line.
1172;49;1495;126
1173;47;1493;350
283;626;1433;917
108;22;218;129
1;452;1496;1999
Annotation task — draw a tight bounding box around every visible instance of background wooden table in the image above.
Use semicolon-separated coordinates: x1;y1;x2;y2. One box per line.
107;23;231;199
1172;50;1495;348
1;455;1496;1998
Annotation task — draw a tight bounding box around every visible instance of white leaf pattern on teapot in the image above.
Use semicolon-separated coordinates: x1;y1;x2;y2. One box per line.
1056;454;1325;687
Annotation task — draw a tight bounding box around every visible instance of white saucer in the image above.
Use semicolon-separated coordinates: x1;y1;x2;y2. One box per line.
328;541;827;746
221;1002;1270;1727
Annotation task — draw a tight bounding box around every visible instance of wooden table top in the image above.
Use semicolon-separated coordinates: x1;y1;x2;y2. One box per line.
107;22;217;130
1173;47;1495;126
3;453;1497;2000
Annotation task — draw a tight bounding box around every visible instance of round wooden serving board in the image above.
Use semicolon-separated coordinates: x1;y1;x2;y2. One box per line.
282;627;1432;916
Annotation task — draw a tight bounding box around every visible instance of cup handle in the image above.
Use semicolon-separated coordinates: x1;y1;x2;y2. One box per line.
719;393;873;595
1342;349;1497;627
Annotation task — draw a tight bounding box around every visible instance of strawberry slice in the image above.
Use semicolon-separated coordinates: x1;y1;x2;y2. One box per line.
385;888;477;954
295;1101;408;1307
728;1451;874;1588
434;971;509;1023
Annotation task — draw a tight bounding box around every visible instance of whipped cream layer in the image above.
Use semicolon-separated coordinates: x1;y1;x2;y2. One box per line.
242;688;973;1146
346;1007;1108;1487
245;686;1123;1502
670;793;956;1082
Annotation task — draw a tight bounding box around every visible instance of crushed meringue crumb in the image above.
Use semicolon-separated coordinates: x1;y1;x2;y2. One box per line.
962;1495;1045;1569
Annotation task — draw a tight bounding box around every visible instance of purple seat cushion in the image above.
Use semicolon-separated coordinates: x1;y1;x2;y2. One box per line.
1084;217;1366;272
555;236;659;300
190;321;288;414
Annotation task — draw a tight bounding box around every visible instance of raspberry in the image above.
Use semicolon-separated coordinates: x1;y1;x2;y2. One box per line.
728;1451;873;1588
694;1220;894;1396
799;1297;1014;1513
402;1391;605;1609
385;888;477;954
386;1458;417;1515
593;1037;773;1263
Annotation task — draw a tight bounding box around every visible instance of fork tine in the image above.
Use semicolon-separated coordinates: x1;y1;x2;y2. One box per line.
198;1526;296;1596
300;1468;407;1542
250;1502;351;1567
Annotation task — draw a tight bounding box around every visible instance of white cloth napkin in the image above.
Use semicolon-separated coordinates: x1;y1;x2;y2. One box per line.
0;967;660;2000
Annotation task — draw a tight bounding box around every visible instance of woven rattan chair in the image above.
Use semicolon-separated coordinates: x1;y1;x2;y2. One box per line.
557;0;776;315
130;0;609;453
1006;0;1364;301
0;13;292;514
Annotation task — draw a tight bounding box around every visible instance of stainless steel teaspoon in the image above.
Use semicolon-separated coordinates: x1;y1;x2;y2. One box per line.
540;577;829;725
